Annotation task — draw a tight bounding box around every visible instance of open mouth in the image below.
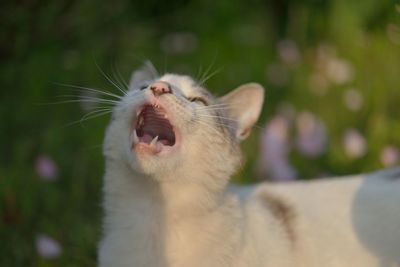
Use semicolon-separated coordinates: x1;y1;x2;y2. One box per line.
131;104;176;154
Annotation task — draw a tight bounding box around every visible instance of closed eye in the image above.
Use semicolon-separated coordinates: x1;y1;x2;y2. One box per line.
139;84;148;90
188;97;208;106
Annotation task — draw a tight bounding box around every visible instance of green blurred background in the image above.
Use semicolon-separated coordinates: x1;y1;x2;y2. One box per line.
1;0;400;266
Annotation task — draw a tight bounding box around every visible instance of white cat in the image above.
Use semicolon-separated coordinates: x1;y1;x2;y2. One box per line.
98;62;400;267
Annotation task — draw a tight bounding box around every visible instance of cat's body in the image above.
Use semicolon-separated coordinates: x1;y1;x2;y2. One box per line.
98;63;400;267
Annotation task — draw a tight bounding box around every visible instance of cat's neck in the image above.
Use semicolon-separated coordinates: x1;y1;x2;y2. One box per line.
100;160;241;267
103;160;227;216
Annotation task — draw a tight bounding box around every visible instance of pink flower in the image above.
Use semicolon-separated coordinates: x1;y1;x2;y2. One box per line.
380;146;399;167
36;234;62;259
343;129;367;158
326;58;354;85
269;160;297;182
277;40;300;65
35;155;58;181
295;112;328;157
261;116;290;160
343;89;363;111
314;44;354;86
259;115;297;181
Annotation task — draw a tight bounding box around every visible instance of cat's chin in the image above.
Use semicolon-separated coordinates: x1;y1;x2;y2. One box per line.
128;127;182;177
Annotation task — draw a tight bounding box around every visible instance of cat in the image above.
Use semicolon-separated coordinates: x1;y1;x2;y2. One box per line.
98;62;400;267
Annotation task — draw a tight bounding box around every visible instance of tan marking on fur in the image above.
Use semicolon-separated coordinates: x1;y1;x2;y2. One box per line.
259;192;297;247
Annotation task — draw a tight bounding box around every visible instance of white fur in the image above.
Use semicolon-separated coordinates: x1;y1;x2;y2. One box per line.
98;65;400;267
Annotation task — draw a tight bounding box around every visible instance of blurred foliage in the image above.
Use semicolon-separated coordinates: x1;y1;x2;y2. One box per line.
1;0;400;266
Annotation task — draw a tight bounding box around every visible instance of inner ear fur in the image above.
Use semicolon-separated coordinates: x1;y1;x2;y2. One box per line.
220;83;264;140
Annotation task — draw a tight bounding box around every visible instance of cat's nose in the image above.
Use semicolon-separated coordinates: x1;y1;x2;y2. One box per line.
150;81;172;96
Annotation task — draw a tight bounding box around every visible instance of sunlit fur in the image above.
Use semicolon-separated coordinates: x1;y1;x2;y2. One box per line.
99;65;248;267
98;63;400;267
102;73;241;179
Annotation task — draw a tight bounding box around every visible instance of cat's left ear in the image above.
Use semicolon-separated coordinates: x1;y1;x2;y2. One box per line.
129;61;159;89
220;83;264;140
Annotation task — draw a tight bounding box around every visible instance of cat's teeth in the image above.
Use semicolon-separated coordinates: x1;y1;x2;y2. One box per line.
150;135;159;146
130;130;139;144
155;141;162;153
138;116;144;126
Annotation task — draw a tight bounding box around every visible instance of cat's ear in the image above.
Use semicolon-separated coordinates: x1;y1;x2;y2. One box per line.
220;83;264;140
129;61;158;89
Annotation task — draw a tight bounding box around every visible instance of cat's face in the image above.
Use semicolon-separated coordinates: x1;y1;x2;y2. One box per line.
103;62;264;181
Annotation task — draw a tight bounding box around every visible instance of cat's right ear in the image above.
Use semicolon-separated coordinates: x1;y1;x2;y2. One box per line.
220;83;264;140
129;61;159;89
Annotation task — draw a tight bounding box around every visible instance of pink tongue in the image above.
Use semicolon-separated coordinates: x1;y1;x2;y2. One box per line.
138;133;163;153
160;140;170;145
140;134;154;144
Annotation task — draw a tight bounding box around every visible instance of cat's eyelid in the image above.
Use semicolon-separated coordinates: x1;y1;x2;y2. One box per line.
139;83;148;90
188;96;208;105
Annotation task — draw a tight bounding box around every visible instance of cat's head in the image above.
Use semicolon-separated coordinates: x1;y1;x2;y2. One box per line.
103;62;264;181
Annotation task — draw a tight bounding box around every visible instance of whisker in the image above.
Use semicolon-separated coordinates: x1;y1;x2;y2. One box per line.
195;107;229;112
163;53;169;75
56;94;119;103
62;109;111;128
196;116;263;131
110;65;126;92
111;61;129;91
94;60;127;96
197;114;240;123
80;108;112;122
250;124;264;130
73;97;119;104
196;109;226;113
198;64;209;85
193;119;232;145
40;99;117;106
196;107;230;112
198;54;219;85
80;111;111;126
195;63;204;84
196;103;229;108
195;115;234;131
196;102;248;110
199;66;223;86
54;83;123;100
196;118;238;132
116;65;129;89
